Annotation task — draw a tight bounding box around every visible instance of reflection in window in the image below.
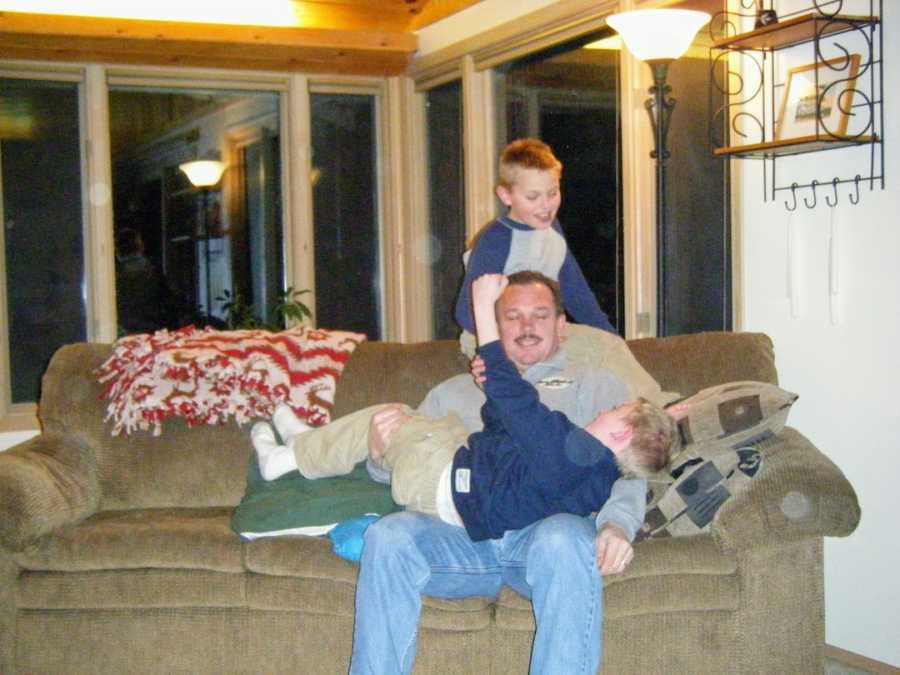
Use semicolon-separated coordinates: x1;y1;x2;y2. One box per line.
311;93;381;339
425;80;465;339
0;78;86;404
109;87;282;334
494;35;623;332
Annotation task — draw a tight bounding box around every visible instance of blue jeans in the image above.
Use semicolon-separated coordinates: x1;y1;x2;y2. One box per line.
349;511;602;675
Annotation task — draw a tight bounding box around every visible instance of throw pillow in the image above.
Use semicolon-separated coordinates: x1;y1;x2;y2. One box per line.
231;456;399;540
636;445;763;542
670;380;798;459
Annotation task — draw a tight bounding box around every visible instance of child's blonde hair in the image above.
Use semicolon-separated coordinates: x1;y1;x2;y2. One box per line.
498;138;563;188
616;398;679;478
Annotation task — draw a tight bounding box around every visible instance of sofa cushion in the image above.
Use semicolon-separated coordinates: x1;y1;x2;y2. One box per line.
12;508;243;573
17;568;246;610
671;381;797;456
637;446;764;541
494;535;738;631
231;458;399;540
244;534;494;631
560;323;680;407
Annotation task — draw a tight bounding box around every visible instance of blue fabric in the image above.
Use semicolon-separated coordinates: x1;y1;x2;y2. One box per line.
349;511;603;674
329;514;381;562
450;340;621;541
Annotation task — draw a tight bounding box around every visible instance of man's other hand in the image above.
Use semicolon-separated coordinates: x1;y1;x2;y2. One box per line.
368;404;412;464
594;523;634;575
470;355;486;390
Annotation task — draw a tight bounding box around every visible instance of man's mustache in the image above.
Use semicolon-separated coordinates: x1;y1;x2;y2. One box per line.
515;333;541;346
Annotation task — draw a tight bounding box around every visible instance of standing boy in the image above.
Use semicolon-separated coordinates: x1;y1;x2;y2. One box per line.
454;138;615;339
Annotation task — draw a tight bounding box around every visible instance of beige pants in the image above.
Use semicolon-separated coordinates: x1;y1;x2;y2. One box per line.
290;405;469;517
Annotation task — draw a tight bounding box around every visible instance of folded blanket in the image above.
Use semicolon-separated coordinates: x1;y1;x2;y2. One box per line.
96;324;365;435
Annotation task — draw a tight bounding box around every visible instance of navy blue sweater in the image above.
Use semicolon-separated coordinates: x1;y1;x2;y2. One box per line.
450;340;621;541
453;216;616;334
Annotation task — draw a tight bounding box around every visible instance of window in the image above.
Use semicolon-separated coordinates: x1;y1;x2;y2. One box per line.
109;86;283;333
0;77;86;406
425;80;465;339
310;92;382;339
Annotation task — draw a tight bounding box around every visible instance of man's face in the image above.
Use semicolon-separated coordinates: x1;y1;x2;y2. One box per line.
496;167;561;231
497;282;566;371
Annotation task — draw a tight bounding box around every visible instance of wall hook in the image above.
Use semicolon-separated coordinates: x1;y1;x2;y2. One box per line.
785;182;799;211
849;174;861;205
826;177;839;207
804;179;818;209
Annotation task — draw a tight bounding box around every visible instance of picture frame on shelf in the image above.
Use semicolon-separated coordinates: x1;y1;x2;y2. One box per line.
775;54;861;141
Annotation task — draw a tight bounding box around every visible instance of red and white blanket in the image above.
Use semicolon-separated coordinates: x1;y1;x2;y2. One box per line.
96;325;366;436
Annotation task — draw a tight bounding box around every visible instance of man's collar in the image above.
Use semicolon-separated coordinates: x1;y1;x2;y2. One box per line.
521;346;568;382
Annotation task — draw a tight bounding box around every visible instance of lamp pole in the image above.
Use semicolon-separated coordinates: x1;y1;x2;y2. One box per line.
178;158;226;323
201;186;212;319
646;60;675;336
606;8;710;338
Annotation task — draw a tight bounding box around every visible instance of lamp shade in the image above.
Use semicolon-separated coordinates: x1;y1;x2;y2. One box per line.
179;159;226;187
607;9;710;61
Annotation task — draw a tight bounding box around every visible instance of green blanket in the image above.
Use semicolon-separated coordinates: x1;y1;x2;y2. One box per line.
231;456;400;539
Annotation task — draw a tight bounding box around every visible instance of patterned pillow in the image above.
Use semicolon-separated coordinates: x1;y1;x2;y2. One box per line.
636;446;763;542
670;381;798;459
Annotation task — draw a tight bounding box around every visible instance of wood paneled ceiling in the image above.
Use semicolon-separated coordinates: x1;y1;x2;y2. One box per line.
0;0;483;75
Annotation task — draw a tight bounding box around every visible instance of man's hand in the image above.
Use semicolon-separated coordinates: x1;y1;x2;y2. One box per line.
665;401;690;420
368;404;412;464
470;355;486;389
594;523;634;575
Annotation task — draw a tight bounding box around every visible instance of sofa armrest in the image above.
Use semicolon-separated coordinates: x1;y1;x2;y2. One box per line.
0;432;99;552
711;427;860;552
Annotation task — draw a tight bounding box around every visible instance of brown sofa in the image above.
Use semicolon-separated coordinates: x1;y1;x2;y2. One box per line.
0;331;860;674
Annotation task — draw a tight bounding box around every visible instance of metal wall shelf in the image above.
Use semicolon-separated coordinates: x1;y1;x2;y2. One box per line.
708;1;884;209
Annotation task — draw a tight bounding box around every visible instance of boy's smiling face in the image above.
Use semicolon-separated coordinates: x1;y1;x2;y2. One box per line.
496;167;561;231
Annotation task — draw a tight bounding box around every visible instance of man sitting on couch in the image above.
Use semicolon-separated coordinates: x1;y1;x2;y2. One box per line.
348;271;649;673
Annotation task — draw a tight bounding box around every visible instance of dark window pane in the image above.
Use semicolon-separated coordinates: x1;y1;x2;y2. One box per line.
426;80;465;339
110;87;282;333
311;93;381;339
1;78;86;403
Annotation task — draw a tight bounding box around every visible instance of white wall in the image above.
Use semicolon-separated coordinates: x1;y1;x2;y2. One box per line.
737;4;899;666
416;0;900;666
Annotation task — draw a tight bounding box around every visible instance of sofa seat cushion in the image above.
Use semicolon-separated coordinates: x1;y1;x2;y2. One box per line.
244;533;494;632
12;508;243;573
493;534;738;631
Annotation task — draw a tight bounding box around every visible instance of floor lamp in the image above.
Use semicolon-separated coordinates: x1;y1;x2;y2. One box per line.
607;9;710;336
178;158;226;320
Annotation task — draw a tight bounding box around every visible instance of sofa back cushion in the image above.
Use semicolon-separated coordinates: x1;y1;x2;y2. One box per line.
38;332;775;510
40;343;261;510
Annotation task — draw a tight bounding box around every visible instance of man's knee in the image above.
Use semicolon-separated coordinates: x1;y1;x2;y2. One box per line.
528;514;596;562
362;512;431;560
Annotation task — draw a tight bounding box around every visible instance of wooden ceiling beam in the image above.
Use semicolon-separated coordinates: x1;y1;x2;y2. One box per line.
406;0;484;31
0;11;417;75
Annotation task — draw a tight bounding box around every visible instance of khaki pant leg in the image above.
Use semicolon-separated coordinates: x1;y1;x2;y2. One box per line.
290;404;400;479
383;413;469;516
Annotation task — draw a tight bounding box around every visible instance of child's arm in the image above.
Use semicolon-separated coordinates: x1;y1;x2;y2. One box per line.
454;223;511;333
557;248;617;333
